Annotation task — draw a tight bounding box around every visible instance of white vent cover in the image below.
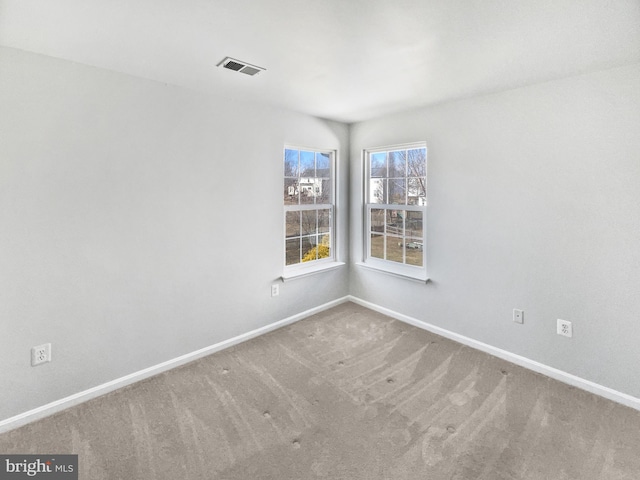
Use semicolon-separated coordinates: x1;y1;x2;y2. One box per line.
217;57;266;76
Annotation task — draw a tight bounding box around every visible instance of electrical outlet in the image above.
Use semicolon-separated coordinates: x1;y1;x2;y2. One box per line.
31;343;51;366
271;284;279;297
557;319;572;338
513;309;524;324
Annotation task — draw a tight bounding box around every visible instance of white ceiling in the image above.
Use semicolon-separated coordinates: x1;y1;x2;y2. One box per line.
1;0;639;123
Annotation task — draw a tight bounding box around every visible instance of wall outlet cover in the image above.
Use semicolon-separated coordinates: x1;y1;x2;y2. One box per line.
557;319;572;338
513;309;524;324
31;343;52;366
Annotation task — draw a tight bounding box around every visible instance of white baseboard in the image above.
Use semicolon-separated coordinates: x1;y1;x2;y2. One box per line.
348;296;640;411
0;296;350;434
4;294;636;434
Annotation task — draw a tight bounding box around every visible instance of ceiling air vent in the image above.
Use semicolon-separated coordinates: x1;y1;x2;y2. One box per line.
217;57;266;76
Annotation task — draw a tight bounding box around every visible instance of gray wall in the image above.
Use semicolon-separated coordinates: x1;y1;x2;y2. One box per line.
0;47;350;421
350;63;640;398
2;43;639;423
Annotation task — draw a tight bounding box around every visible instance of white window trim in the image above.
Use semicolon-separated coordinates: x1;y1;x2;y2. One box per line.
362;142;428;282
355;261;429;283
283;146;339;277
281;260;346;282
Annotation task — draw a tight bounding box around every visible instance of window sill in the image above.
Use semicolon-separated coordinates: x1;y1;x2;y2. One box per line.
281;261;346;282
355;262;429;284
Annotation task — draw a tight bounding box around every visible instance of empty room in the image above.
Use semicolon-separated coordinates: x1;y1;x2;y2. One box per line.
1;1;640;478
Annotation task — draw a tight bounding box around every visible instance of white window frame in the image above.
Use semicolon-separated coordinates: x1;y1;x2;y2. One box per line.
283;146;342;280
362;142;428;282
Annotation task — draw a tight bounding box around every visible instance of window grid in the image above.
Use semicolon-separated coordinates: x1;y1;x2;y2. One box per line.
284;147;335;267
365;144;427;273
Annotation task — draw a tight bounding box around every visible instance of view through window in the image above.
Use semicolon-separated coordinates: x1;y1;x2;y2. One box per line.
365;144;427;274
284;147;335;267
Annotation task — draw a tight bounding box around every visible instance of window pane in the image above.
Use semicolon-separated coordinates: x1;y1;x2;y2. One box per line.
300;151;315;175
319;233;331;258
370;178;385;204
318;178;332;204
385;209;403;236
407;178;426;205
389;150;406;177
370;233;384;259
388;179;406;205
406;207;423;267
408;148;426;177
299;177;316;204
370;209;385;233
316;152;330;174
386;236;404;263
284;149;299;177
286;238;301;265
406;211;423;238
286;211;301;237
371;152;387;178
301;235;316;262
300;210;317;236
284;178;299;205
318;209;331;233
322;241;331;260
405;237;423;266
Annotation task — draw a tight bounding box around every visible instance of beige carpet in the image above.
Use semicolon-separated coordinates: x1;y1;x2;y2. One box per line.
1;302;640;479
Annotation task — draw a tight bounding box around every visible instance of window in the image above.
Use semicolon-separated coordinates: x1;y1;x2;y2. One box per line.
364;143;427;280
284;147;335;270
